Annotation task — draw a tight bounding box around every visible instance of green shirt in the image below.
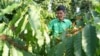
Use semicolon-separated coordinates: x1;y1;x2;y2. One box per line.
48;18;72;37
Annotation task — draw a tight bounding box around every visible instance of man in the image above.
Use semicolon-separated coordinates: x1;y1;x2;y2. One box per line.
48;5;72;40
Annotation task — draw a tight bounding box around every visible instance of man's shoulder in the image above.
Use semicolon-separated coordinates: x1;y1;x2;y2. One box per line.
50;18;58;23
64;19;71;22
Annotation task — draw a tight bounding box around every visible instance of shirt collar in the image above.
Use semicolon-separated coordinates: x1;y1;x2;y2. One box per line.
56;18;66;23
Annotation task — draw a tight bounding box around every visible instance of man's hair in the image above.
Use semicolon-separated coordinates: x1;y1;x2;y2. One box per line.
56;5;66;12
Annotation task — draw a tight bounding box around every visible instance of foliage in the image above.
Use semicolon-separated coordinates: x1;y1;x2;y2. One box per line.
0;0;100;56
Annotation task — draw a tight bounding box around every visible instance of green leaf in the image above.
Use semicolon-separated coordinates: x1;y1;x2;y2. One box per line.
76;19;85;28
20;14;28;32
2;26;14;37
22;50;34;56
13;7;28;36
0;40;4;56
47;39;65;56
0;23;6;33
65;37;74;56
82;24;98;56
20;22;33;43
0;3;21;16
10;46;22;56
47;46;56;56
74;32;83;56
54;42;66;56
95;5;100;14
9;7;22;26
2;42;10;56
28;5;44;47
14;16;25;36
10;46;35;56
10;43;34;56
53;33;70;56
28;5;41;32
0;40;4;50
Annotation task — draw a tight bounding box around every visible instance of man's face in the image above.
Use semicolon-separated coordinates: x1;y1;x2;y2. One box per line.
56;10;65;20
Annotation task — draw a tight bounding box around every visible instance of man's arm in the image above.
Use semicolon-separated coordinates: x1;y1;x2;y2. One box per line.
48;20;53;36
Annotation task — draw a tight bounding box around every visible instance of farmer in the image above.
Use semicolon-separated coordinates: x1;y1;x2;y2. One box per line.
48;5;72;43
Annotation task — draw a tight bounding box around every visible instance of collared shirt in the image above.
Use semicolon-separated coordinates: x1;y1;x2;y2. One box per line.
48;18;72;37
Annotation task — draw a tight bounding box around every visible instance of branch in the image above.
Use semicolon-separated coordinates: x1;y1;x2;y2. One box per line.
0;35;28;51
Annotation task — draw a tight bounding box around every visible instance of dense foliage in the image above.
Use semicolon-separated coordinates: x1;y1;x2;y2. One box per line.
0;0;100;56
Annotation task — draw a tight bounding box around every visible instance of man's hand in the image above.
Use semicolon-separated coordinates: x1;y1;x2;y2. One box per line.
66;26;83;37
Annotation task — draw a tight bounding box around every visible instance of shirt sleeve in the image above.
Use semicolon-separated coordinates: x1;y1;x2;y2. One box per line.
68;20;72;28
48;21;53;31
48;20;54;36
